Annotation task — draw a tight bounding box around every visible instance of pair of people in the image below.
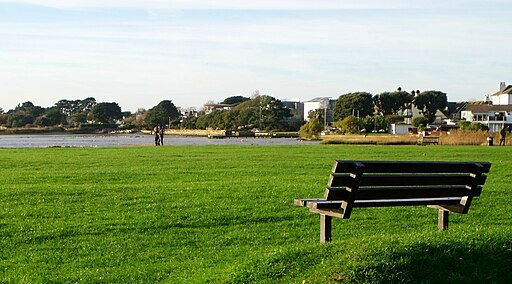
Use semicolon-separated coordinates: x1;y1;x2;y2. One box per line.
154;126;164;146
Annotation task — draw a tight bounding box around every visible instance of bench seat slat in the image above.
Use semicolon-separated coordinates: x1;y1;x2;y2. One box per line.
329;174;487;187
304;198;462;209
325;186;482;201
332;161;491;174
353;197;462;207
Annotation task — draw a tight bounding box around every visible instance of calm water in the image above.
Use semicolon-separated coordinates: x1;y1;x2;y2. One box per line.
0;134;318;148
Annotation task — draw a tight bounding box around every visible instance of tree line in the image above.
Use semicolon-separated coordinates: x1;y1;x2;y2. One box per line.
0;89;449;133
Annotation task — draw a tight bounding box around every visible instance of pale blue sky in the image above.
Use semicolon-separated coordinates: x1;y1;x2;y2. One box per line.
1;0;511;112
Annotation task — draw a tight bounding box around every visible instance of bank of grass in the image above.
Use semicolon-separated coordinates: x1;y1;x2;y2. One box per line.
0;145;510;283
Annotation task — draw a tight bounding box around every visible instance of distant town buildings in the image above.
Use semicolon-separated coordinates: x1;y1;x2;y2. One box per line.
202;82;512;133
461;82;512;132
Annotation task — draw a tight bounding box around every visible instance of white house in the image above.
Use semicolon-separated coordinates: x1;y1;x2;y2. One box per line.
460;82;512;132
461;102;512;133
491;82;512;105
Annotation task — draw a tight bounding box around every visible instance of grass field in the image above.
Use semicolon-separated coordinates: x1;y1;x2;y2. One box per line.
0;145;511;283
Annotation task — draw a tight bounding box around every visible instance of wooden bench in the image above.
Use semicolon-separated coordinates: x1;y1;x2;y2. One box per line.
294;160;491;243
418;136;440;145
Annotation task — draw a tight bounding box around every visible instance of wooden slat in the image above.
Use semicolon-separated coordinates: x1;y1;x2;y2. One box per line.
459;163;486;214
306;200;343;210
329;174;487;187
325;186;482;201
353;197;462;207
332;161;491;174
428;204;465;214
294;198;325;207
308;208;344;219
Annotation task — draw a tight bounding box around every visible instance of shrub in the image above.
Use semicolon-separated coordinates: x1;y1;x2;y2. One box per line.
299;118;323;139
412;117;429;129
333;115;363;134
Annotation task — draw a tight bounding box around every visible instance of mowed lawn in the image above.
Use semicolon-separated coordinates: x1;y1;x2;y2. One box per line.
0;145;510;283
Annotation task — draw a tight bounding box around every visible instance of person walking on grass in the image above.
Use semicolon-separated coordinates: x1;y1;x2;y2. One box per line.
499;126;509;146
159;126;164;146
154;126;160;146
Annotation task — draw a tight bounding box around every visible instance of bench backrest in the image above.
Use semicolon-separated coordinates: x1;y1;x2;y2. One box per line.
325;160;491;219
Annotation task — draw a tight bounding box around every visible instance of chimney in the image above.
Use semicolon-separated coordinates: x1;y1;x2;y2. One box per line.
500;82;506;92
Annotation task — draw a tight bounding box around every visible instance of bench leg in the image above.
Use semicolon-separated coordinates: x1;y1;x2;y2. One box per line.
320;214;332;243
438;209;449;231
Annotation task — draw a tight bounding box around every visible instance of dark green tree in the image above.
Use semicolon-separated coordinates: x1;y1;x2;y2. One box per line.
145;100;180;128
363;115;388;132
91;102;123;123
5;101;44;127
55;99;80;115
7;113;34;127
333;115;364;134
79;97;96;112
13;101;45;117
413;90;448;124
222;96;250;105
333;92;374;121
234;95;292;131
374;91;413;115
412;116;429;129
181;116;198;129
43;107;67;126
68;113;88;127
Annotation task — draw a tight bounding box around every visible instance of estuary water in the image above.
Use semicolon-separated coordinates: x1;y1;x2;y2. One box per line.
0;134;318;148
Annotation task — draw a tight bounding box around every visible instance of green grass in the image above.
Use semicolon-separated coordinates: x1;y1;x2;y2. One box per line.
0;145;510;283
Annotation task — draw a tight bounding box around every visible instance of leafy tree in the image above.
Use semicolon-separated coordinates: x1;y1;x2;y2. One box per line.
91;102;123;124
374;91;413;115
181;116;198;129
333;92;374;121
79;97;96;112
308;109;325;122
299;118;323;139
234;95;292;131
0;113;6;126
363;115;388;132
385;114;404;124
7;113;34;127
43;107;67;126
412;116;429;129
333;115;363;134
459;121;489;131
55;99;80;115
34;116;52;127
5;101;45;127
413;90;448;124
68;113;88;127
222;96;250;105
235;107;259;129
145;100;180;128
13;101;45;117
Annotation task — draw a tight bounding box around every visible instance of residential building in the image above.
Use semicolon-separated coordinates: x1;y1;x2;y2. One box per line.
491;82;512;105
461;102;512;132
203;103;233;114
460;82;512;132
282;100;304;121
303;97;336;125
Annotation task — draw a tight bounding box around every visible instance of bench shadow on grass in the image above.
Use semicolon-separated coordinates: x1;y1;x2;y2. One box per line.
344;240;512;283
228;238;511;283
